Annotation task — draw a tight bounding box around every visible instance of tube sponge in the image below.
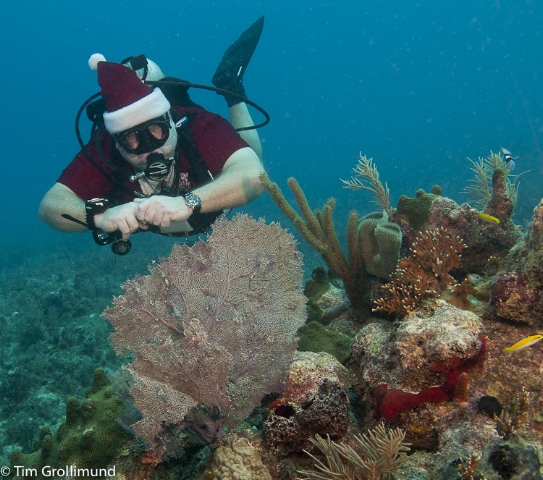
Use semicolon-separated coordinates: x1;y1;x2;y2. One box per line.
358;211;402;279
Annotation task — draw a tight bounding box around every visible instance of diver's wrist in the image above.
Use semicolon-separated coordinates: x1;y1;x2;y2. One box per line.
85;198;111;231
183;192;202;216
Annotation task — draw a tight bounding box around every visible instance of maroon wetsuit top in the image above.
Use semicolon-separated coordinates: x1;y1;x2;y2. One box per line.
57;106;249;204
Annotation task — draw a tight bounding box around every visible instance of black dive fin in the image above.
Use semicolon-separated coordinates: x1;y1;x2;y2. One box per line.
212;15;265;95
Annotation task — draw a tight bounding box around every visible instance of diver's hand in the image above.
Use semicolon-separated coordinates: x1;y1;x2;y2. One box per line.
93;202;147;241
134;196;193;228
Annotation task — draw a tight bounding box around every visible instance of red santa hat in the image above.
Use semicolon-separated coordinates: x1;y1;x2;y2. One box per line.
88;53;171;135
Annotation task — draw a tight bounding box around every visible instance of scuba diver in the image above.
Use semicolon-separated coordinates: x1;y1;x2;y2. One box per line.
38;17;267;255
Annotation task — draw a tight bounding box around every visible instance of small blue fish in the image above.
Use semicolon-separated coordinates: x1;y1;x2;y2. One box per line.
501;147;516;172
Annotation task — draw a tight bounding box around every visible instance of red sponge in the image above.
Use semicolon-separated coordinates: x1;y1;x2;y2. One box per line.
374;337;486;419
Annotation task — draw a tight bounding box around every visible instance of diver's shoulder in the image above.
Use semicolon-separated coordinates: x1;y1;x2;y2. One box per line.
172;106;229;126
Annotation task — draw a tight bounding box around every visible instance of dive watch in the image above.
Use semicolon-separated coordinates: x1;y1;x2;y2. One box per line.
85;198;111;231
184;192;202;216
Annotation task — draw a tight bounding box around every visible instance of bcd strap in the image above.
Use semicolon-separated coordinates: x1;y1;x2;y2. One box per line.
173;111;215;186
169;109;228;236
158;77;204;110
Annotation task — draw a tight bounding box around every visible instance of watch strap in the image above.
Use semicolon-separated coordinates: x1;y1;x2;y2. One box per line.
85;198;111;231
184;192;202;216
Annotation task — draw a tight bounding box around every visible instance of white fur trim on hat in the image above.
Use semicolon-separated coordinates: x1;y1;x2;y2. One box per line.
89;53;107;71
103;88;171;134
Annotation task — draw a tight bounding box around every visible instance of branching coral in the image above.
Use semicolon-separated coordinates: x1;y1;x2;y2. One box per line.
297;423;410;480
373;227;467;316
462;151;527;209
260;172;368;311
341;153;391;215
494;386;530;440
458;454;485;480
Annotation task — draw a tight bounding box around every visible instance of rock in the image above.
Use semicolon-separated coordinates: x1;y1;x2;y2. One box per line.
395;301;484;390
200;434;273;480
262;351;353;456
476;435;542;480
352;302;484;392
491;197;543;328
427;196;522;274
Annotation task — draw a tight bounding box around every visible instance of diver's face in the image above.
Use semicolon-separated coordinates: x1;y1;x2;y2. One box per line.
116;124;177;171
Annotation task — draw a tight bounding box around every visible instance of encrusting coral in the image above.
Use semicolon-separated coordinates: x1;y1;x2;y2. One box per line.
198;434;273;480
264;352;353;457
396;185;443;232
373;227;467;316
10;368;131;480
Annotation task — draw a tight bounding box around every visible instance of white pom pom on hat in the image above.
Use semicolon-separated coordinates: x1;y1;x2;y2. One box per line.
88;53;107;71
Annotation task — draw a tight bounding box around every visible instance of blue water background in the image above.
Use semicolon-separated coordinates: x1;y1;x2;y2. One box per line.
0;0;543;465
1;0;542;261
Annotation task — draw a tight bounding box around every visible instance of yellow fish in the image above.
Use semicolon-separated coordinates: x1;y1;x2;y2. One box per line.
479;213;500;224
503;335;543;353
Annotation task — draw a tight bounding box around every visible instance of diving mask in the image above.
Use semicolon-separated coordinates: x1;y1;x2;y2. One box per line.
115;114;171;155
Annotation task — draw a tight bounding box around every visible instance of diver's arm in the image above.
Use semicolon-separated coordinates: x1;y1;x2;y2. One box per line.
135;147;264;227
39;183;143;240
194;146;264;211
228;103;263;162
38;183;88;232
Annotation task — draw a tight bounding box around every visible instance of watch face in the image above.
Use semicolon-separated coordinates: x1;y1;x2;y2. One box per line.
186;193;201;208
88;198;108;208
185;193;202;215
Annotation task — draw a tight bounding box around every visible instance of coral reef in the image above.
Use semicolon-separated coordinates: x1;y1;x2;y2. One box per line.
462;151;524;210
491;197;543;328
396;185;443;232
393;157;522;275
260;172;368;311
426;196;522;274
197;434;272;480
297;423;410;480
10;368;131;479
7;151;543;480
263;352;354;456
104;214;307;448
373;228;467;316
352;302;486;421
422;159;522;275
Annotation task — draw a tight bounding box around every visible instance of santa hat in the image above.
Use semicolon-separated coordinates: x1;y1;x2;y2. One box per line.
88;53;170;134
